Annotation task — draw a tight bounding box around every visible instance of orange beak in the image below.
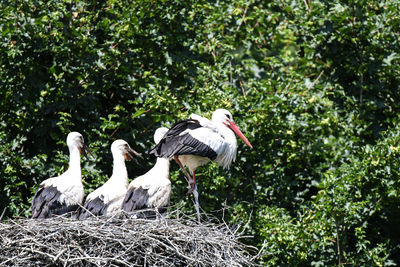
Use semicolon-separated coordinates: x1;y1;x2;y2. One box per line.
228;121;253;149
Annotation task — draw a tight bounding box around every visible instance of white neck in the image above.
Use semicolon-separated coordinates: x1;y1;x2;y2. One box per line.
111;153;128;181
66;145;82;179
217;123;237;147
148;157;170;180
215;123;238;169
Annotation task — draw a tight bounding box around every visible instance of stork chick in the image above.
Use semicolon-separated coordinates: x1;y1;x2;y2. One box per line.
31;132;92;219
122;127;171;218
79;139;141;219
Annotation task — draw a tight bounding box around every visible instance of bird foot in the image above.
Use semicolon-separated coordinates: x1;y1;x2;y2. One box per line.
186;185;193;194
186;183;195;194
186;179;195;194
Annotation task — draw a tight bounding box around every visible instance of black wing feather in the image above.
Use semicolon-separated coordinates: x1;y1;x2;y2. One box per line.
164;119;202;137
150;119;217;160
121;186;150;212
31;185;78;219
122;186;168;219
78;196;106;220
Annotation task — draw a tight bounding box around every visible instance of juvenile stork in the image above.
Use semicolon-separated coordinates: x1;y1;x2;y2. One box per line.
122;127;171;217
31;132;91;219
79;139;141;219
150;108;253;221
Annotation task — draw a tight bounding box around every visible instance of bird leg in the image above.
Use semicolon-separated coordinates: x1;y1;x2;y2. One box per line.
186;170;196;194
191;170;196;191
173;155;194;191
192;171;201;223
173;156;201;222
193;185;201;223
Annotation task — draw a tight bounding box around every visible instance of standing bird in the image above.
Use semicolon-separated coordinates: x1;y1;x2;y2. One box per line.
31;132;92;219
79;140;142;219
150;109;253;221
150;108;253;190
122;127;171;217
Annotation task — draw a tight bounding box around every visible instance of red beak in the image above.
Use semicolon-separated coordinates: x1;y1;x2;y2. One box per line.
228;121;253;149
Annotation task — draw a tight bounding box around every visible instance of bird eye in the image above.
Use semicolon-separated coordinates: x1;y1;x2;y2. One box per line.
225;114;231;120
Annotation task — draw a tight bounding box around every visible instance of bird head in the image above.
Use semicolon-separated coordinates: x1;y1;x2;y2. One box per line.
111;139;143;161
212;109;253;149
153;127;169;144
67;132;93;159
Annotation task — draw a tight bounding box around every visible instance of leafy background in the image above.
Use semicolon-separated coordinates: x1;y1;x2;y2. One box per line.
1;0;399;265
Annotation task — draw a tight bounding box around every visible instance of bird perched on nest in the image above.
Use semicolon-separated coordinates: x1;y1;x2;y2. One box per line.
31;132;92;219
79;139;142;219
150;108;253;222
122;127;171;217
150;108;253;191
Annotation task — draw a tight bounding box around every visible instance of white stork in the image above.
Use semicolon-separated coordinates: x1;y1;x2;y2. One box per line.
149;108;253;221
31;131;92;219
79;139;142;219
122;127;171;217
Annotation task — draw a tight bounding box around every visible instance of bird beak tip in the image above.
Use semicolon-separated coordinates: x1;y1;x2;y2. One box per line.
80;143;94;160
228;121;253;149
125;148;143;162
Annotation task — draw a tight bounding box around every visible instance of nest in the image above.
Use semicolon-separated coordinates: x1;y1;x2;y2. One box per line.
0;211;255;266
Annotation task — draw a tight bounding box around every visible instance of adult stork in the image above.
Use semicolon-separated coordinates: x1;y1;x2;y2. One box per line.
31;132;92;219
122;127;171;217
150;108;253;221
78;140;142;219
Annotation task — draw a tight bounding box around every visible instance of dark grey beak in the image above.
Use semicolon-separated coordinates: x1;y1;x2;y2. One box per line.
79;143;94;160
124;146;143;162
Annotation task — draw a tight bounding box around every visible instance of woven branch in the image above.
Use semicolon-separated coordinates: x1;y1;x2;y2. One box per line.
0;210;255;266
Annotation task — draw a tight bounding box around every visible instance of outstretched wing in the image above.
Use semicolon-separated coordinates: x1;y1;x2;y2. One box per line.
31;185;78;219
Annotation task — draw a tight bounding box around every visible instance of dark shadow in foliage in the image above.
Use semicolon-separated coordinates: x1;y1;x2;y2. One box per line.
314;2;400;142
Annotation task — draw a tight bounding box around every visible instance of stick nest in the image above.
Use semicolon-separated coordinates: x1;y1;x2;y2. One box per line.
0;211;254;266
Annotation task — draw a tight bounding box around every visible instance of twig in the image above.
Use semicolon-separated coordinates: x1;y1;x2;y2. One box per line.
229;60;233;87
336;217;342;266
236;6;249;32
0;208;6;221
307;70;324;89
239;80;247;98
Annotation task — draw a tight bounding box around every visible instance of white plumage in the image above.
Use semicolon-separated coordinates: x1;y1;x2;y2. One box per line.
79;139;141;219
31;132;91;219
181;122;237;170
151;108;252;186
150;109;253;222
122;127;171;214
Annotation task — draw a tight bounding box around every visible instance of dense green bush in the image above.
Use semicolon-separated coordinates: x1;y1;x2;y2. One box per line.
1;0;399;265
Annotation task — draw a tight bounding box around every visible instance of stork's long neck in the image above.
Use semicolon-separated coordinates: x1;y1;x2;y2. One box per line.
149;157;170;180
66;145;82;179
111;153;128;182
215;123;238;169
217;123;237;147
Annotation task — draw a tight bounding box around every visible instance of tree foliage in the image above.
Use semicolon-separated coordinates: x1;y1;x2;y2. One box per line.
0;0;399;265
